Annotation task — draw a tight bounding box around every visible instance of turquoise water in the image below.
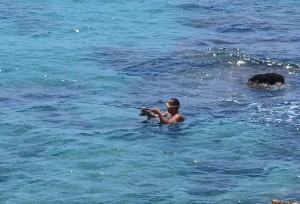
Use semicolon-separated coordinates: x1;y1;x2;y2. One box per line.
1;1;300;203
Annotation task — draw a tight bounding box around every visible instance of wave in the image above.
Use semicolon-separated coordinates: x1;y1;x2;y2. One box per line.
97;47;300;76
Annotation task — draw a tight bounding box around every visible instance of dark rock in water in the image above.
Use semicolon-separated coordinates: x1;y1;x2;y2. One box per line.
247;73;285;88
272;199;299;204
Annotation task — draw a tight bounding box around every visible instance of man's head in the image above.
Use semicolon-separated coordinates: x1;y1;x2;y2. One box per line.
166;98;180;113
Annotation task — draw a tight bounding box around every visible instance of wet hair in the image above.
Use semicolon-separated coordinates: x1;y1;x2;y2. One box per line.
170;98;180;110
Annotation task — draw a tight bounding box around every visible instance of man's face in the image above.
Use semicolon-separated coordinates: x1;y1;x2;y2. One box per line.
166;99;175;113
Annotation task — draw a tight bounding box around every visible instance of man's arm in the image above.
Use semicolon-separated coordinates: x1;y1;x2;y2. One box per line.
151;108;177;124
146;112;158;119
141;108;158;119
154;110;169;124
151;108;184;124
167;114;184;124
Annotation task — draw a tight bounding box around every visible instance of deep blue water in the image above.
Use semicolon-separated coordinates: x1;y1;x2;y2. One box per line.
1;0;300;203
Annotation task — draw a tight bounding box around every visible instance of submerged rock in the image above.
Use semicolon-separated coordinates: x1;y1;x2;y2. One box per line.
246;73;285;88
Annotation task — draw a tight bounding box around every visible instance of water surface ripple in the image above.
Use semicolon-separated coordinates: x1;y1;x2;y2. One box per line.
0;0;300;203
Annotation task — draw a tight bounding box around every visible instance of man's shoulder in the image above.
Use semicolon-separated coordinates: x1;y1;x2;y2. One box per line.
173;113;184;122
178;114;184;122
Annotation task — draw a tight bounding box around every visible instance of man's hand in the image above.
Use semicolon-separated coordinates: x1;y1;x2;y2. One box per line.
140;107;154;119
141;107;147;112
150;108;161;114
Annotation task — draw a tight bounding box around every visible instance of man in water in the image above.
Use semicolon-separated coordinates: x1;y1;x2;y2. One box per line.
141;98;184;124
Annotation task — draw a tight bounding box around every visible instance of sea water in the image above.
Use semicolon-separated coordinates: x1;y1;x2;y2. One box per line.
0;0;300;203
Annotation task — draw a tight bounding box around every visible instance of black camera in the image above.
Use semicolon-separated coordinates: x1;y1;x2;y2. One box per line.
139;107;149;116
139;111;147;116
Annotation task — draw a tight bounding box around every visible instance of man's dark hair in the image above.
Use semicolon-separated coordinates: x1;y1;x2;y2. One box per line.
170;98;180;110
